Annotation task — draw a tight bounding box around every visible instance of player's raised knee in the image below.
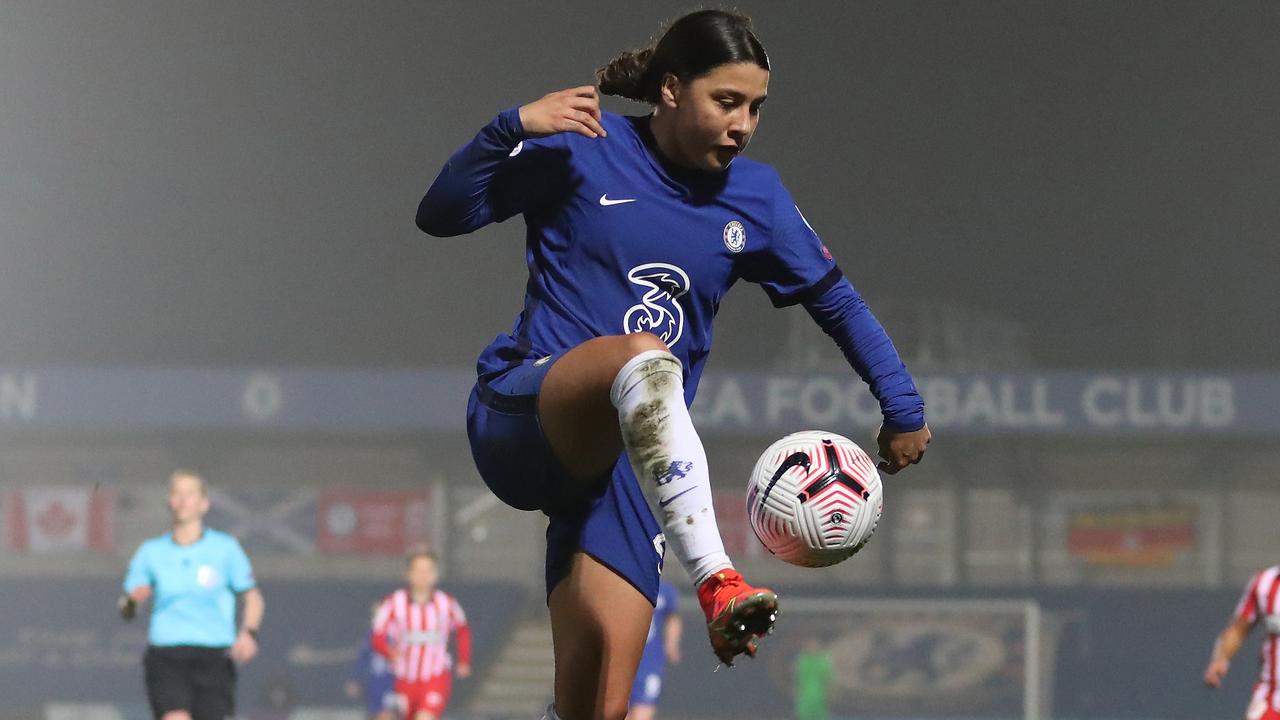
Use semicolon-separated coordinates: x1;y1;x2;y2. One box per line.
621;331;669;358
610;333;683;405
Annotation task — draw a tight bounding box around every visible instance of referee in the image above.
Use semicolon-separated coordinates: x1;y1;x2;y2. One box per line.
120;470;265;720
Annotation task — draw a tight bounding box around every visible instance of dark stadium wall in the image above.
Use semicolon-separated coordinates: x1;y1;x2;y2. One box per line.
0;1;1277;370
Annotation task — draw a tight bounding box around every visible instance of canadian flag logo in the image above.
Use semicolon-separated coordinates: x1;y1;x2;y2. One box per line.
5;486;115;553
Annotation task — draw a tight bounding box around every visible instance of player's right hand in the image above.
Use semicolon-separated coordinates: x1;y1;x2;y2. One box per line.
1203;658;1229;688
117;595;137;621
876;423;931;475
119;585;152;621
518;86;607;139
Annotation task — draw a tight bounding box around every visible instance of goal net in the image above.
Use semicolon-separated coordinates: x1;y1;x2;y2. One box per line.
774;597;1054;720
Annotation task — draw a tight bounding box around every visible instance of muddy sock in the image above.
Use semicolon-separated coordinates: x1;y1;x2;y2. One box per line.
611;349;732;586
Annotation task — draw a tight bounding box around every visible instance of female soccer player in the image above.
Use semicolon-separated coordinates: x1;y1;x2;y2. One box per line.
371;549;471;720
1204;565;1280;720
416;10;930;720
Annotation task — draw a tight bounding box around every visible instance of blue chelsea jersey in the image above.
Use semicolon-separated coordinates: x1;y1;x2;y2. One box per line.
472;110;839;399
420;107;925;431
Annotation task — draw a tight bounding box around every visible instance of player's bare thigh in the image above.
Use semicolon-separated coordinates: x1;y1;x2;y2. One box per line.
539;333;669;484
161;713;192;720
549;552;652;720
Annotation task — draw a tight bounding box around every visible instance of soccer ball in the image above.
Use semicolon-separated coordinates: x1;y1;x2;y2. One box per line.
746;430;883;567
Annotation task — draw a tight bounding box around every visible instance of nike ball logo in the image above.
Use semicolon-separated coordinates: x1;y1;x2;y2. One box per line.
599;194;637;206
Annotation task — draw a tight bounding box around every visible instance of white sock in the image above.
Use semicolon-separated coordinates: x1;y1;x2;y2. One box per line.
542;703;560;720
611;349;732;587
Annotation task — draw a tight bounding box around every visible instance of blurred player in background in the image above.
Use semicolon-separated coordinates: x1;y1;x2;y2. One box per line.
120;470;264;720
1204;565;1280;720
627;579;682;720
793;635;834;720
372;548;472;720
417;8;928;719
347;601;397;720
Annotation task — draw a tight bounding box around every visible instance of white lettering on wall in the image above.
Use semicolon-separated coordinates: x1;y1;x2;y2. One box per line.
1082;376;1236;429
0;374;37;421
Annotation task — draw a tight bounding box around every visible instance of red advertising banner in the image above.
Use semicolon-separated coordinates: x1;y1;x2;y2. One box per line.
316;489;437;555
714;489;764;559
1067;506;1195;567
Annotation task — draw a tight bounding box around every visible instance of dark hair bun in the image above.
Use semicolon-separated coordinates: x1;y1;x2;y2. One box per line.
597;47;655;102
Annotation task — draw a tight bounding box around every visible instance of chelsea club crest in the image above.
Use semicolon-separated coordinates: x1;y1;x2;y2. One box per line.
723;220;746;253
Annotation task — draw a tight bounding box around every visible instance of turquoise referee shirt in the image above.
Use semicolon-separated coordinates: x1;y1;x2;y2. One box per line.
123;528;256;647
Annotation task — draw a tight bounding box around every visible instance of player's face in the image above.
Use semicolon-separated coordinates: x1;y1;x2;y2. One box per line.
664;62;769;172
168;475;209;524
406;556;438;593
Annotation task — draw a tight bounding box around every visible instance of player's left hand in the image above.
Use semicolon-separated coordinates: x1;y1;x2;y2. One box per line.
876;424;930;475
230;629;258;664
456;662;472;678
1203;658;1229;688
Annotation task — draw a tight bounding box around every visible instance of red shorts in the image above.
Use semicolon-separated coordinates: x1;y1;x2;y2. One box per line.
1248;684;1280;720
395;674;453;719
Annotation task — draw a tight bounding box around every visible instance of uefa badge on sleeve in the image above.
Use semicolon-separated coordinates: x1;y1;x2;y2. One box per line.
723;220;746;253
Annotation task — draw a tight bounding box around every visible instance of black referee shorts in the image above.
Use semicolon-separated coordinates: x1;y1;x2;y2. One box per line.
143;645;236;720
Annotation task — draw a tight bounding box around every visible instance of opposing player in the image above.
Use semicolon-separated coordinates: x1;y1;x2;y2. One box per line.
120;470;264;720
628;579;682;720
371;548;472;720
1204;565;1280;719
417;9;929;719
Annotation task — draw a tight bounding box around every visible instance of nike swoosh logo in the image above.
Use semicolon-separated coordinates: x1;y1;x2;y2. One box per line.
757;451;811;519
658;487;694;508
599;194;637;206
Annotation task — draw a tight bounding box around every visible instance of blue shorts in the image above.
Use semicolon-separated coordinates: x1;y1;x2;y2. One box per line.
366;677;396;715
629;662;666;707
466;352;665;605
